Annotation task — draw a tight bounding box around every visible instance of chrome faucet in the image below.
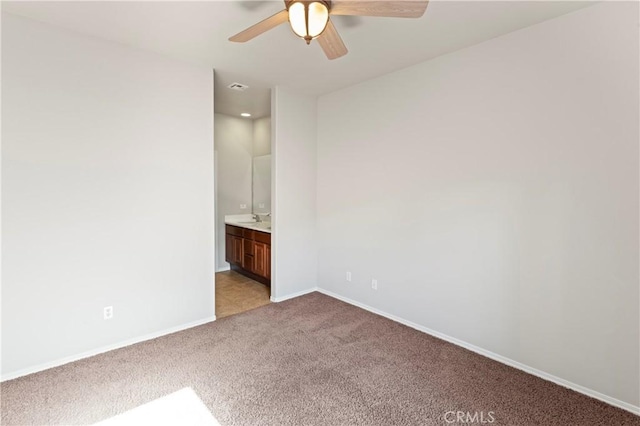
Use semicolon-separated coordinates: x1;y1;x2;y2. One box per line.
254;212;270;223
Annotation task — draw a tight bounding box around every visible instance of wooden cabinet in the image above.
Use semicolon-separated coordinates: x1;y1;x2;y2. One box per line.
225;233;243;265
225;224;271;286
253;242;267;277
225;234;232;262
243;238;254;271
233;237;243;264
266;244;271;279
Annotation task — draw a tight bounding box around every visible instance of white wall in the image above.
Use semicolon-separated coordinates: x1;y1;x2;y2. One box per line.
1;14;215;377
317;3;639;408
214;113;253;270
272;87;317;300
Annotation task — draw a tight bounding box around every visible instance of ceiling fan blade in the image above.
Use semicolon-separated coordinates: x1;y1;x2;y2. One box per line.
229;9;289;42
331;0;428;18
317;20;348;60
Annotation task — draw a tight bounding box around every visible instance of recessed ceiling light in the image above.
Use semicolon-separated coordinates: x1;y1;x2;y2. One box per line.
241;113;251;117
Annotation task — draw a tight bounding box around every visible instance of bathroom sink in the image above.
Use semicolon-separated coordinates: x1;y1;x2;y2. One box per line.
252;222;271;230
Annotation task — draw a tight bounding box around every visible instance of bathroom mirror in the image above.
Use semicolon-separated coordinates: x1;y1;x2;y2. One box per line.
252;155;271;215
251;116;271;217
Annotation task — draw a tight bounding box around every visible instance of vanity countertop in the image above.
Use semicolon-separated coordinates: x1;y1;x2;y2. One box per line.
225;220;271;234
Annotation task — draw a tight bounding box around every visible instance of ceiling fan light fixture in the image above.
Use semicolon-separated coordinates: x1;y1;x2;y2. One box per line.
288;1;330;45
229;0;428;60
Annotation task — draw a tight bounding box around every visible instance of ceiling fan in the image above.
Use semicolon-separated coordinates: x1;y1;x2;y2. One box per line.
229;0;429;60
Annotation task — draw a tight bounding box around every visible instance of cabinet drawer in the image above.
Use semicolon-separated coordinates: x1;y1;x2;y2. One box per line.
255;231;271;245
242;229;254;240
226;225;243;237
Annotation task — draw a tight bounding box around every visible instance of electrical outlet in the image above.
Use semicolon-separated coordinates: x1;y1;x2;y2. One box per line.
371;279;378;290
104;306;113;320
346;271;352;282
240;204;247;209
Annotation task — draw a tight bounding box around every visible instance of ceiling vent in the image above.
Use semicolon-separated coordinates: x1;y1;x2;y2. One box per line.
228;82;249;91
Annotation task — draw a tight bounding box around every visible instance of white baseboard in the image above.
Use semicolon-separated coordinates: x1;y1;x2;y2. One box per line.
316;288;640;416
1;315;217;382
271;287;318;303
215;266;230;273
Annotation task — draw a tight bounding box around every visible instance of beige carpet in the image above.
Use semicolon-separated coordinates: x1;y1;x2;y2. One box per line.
1;293;638;425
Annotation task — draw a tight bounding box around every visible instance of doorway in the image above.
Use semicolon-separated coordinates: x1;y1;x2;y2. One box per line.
213;71;273;318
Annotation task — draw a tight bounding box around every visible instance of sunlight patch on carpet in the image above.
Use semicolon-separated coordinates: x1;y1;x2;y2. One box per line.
94;387;220;426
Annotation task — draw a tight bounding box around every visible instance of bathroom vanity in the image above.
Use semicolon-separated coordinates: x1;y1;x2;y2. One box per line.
225;223;271;286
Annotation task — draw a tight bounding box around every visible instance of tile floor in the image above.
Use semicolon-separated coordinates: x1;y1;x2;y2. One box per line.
215;270;270;318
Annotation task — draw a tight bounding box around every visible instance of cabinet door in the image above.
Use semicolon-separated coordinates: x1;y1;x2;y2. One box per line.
266;244;271;279
243;254;254;272
232;236;243;265
253;242;266;278
225;234;233;263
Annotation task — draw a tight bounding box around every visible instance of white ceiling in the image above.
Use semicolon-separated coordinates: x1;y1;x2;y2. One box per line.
4;1;595;112
214;71;272;119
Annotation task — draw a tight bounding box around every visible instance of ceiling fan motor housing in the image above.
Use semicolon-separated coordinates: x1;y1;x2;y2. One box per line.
284;0;332;12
